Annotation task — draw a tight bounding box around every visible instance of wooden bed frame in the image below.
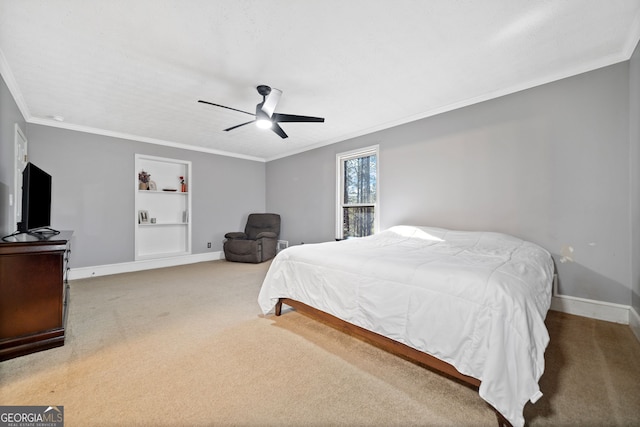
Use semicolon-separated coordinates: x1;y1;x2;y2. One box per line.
275;297;512;427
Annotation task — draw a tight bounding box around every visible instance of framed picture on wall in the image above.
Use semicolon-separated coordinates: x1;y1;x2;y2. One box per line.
138;210;149;224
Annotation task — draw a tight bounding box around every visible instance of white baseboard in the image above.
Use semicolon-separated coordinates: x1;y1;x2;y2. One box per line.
69;251;224;280
630;306;640;342
550;294;630;324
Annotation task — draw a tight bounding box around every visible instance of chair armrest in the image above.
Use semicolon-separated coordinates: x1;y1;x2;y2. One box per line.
256;231;278;239
225;232;247;239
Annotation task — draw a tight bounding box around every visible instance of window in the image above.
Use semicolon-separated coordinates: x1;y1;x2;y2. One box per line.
336;145;379;239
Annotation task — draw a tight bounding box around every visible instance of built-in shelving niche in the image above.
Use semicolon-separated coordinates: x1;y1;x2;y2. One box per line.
134;154;192;260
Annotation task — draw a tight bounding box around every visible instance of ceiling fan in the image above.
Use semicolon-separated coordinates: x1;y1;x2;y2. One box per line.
198;85;325;139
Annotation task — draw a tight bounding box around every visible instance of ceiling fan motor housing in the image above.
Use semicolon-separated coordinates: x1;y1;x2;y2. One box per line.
257;85;271;97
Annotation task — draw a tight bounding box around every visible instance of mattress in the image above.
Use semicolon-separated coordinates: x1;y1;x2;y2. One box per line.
258;225;554;426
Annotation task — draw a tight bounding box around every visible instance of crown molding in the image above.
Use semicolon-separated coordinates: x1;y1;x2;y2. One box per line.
2;47;265;163
4;33;638;165
266;49;633;162
26;117;265;162
623;7;640;58
0;48;30;121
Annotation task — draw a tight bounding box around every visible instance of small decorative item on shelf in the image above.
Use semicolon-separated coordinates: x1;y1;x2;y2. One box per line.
179;176;187;192
138;170;151;190
138;210;149;224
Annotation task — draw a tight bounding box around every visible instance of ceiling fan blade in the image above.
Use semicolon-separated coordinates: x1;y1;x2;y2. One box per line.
224;120;255;131
271;123;288;139
272;113;325;123
198;100;255;117
261;88;282;117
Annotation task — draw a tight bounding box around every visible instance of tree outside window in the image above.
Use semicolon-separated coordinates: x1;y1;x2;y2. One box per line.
336;146;378;239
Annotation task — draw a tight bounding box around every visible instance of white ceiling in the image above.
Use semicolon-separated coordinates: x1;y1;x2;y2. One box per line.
1;1;639;162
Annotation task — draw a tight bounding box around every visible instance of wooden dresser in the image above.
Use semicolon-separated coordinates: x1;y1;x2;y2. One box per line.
0;231;72;361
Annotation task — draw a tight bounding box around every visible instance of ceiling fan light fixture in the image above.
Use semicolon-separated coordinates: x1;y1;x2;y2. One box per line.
199;84;324;139
256;118;272;129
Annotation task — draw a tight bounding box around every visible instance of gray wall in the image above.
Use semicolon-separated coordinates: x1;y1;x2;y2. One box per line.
26;124;265;268
631;40;640;315
267;61;633;305
0;75;27;236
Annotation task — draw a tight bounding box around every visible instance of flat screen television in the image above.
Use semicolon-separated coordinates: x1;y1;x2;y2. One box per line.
17;162;55;235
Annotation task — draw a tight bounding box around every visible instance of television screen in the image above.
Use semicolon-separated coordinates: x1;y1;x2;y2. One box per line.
18;162;52;233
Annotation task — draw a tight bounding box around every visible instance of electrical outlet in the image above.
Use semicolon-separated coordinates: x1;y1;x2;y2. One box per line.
207;242;211;248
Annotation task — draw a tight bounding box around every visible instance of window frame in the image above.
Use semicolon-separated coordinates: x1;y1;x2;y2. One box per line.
335;144;380;239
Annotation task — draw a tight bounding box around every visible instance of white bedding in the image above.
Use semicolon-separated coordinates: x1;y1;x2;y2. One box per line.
258;225;554;427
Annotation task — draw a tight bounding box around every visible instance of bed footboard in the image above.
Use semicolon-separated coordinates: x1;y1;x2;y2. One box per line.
274;297;512;427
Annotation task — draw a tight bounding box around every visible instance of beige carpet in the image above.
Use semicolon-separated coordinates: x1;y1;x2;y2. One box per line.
1;260;639;426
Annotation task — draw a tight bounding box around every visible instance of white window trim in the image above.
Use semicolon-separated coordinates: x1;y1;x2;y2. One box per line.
335;144;380;239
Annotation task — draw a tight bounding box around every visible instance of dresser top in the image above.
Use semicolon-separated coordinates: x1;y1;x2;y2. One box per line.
0;230;73;255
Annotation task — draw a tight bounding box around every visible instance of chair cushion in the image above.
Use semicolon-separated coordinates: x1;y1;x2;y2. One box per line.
245;213;281;240
225;239;258;255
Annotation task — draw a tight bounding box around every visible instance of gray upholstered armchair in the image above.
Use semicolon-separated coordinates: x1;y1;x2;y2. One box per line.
223;213;281;263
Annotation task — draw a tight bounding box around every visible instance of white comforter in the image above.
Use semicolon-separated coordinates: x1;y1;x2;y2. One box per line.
258;225;554;426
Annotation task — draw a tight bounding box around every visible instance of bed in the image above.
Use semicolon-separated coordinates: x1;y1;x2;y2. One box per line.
258;225;555;427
